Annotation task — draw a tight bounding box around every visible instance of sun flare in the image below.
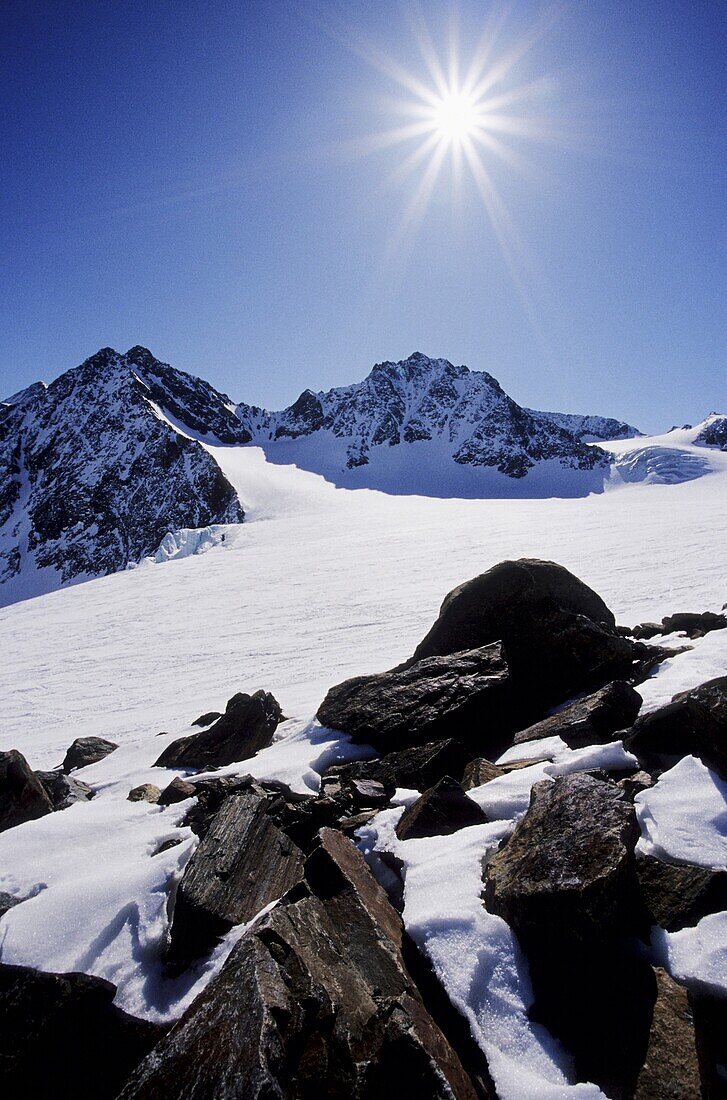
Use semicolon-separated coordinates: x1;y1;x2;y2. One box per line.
432;90;478;143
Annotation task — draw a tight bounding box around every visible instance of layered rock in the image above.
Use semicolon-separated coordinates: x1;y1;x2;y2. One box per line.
512;680;642;748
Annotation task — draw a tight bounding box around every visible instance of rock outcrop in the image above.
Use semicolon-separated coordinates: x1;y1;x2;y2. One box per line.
155;691;283;770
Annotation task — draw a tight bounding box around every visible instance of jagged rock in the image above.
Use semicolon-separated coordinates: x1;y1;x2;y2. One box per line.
625;676;727;779
347;778;392;806
484;773;640;941
120;829;481;1099
167;783;305;964
690;991;727;1099
512;680;642;748
661;611;727;638
396;777;489;840
636;856;727;933
154;690;282;770
326;738;473;791
158;776;197;805
485;774;650;1097
318;643;513;754
634;967;701;1099
61;736;118;773
0;749;53;832
0;963;165;1099
0;892;24;918
35;769;93;810
461;758;505;790
127;783;161;804
191;710;221;727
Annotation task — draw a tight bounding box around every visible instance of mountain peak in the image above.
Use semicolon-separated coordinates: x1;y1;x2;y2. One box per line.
125;346;159;370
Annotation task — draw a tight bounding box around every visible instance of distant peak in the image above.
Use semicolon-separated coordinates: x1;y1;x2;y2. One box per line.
125;346;159;369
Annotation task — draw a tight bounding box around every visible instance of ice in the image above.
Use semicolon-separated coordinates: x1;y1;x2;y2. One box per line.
635;755;727;870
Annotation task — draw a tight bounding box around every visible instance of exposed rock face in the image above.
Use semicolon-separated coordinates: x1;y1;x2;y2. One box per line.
484;774;650;1097
155;691;283;770
318;644;513;754
694;414;727;450
167;783;306;964
512;680;642;748
636;856;727;933
524;407;642;442
326;739;473;792
625;676;727;779
395;777;489;840
634;967;701;1100
0;749;53;832
35;770;93;810
0;963;165;1099
121;829;480;1099
0;347;245;598
61;736;118;772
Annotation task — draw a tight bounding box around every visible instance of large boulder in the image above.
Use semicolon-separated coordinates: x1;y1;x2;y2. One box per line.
625;676;727;779
484;774;651;1097
155;690;282;770
167;782;305;964
0;963;165;1099
634;967;701;1099
0;749;53;832
35;770;93;810
318;643;513;754
61;737;117;773
120;829;481;1099
512;680;642;748
636;855;727;933
395;777;489;840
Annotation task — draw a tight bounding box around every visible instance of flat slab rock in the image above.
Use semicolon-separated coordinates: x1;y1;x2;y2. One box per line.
0;749;53;832
0;963;165;1100
396;777;489;840
512;680;642;749
625;676;727;779
155;690;282;770
61;736;117;773
120;829;481;1099
317;642;513;754
167;781;305;964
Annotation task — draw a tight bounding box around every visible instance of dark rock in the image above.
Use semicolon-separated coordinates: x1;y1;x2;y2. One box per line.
127;783;161;804
191;710;221;727
634;967;701;1099
625;676;727;779
484;773;640;942
347;778;392;806
120;829;481;1099
484;774;650;1098
158;776;197;805
499;755;554;771
661;611;727;639
61;736;117;773
618;770;654;800
461;758;505;790
167;783;306;964
318;643;514;754
153;838;183;856
327;738;473;791
154;690;282;770
396;777;489;840
690;991;727;1099
0;892;24;918
35;769;93;810
512;680;642;748
636;856;727;933
0;963;165;1099
632;622;664;640
0;749;53;832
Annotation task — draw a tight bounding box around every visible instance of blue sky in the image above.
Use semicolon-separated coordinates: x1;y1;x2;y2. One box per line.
1;1;724;431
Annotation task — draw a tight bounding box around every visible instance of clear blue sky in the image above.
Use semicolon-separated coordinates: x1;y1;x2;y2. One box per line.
1;1;724;431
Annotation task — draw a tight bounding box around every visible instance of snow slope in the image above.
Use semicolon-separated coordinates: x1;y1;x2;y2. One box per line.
0;434;725;1097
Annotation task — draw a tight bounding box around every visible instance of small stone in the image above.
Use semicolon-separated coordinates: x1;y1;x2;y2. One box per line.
127;784;161;804
395;776;489;840
347;778;392;806
158;777;197;805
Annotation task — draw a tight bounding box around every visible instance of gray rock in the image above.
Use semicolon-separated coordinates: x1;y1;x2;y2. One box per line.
120;829;481;1099
154;690;282;770
0;749;53;832
512;680;642;748
167;783;306;964
396;777;489;840
318;643;513;754
127;783;161;804
36;770;93;810
61;737;117;773
625;676;727;779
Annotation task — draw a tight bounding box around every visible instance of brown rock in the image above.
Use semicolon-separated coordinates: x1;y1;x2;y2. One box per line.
0;749;53;833
127;783;161;804
396;777;489;840
461;758;505;790
635;967;701;1099
154;690;282;770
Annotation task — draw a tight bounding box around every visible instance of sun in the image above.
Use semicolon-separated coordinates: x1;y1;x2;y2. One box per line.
432;90;478;144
